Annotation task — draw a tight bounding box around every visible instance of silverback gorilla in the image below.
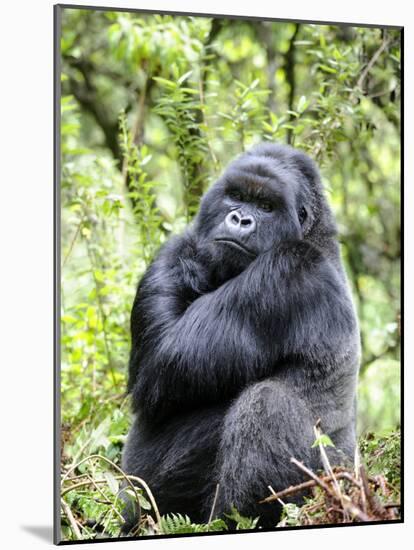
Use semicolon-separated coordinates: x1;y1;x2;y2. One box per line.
121;143;360;531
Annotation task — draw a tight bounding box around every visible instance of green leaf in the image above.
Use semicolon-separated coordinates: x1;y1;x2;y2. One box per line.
319;64;337;74
152;76;177;89
311;434;335;448
297;95;309;113
224;506;259;530
177;70;193;85
103;472;119;495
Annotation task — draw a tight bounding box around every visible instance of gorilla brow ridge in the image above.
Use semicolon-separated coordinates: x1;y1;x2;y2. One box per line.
224;174;282;203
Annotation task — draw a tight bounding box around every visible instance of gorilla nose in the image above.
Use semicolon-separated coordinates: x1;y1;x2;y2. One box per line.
225;211;256;235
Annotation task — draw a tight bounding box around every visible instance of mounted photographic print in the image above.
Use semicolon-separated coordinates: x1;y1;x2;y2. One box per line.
54;3;403;544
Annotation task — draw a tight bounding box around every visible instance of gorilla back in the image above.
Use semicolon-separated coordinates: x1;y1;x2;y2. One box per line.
122;143;360;531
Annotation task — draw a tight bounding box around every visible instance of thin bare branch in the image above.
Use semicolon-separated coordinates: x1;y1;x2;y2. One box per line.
313;423;348;521
61;498;82;540
62;220;83;269
260;471;361;504
357;34;390;92
207;483;220;527
290;458;371;522
267;484;285;506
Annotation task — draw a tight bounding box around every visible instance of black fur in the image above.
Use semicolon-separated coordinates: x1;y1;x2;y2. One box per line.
121;143;360;530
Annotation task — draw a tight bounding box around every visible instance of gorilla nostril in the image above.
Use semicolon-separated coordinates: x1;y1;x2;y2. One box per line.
225;211;256;233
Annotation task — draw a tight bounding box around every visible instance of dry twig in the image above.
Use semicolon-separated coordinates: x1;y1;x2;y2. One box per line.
260;471;361;504
291;457;371;522
61;498;82;540
357;34;391;92
207;484;221;528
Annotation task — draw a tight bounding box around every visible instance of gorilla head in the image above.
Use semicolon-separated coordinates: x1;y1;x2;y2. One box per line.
194;143;337;283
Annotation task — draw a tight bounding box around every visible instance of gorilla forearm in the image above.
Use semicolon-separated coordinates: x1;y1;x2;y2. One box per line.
129;236;356;421
237;240;357;359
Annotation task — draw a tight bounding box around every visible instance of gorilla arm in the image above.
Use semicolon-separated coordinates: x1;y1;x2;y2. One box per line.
128;237;357;423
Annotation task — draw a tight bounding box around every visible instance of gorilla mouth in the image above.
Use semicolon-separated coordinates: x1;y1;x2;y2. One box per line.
214;238;255;256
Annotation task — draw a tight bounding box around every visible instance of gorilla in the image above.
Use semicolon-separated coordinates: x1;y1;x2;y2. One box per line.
121;143;360;531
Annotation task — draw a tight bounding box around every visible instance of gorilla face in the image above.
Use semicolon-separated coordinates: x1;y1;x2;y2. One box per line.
194;143;322;279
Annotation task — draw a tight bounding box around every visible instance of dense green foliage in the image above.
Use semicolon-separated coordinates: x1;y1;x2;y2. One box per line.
59;7;401;541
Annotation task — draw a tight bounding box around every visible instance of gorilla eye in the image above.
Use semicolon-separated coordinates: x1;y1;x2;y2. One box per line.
259;201;273;212
228;190;243;202
298;206;308;225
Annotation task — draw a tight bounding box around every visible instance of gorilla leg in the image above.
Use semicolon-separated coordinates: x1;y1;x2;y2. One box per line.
213;378;323;528
121;405;225;531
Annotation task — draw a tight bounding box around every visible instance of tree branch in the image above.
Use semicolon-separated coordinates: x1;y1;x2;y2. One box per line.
61;498;82;540
285;24;300;145
357;33;390;93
